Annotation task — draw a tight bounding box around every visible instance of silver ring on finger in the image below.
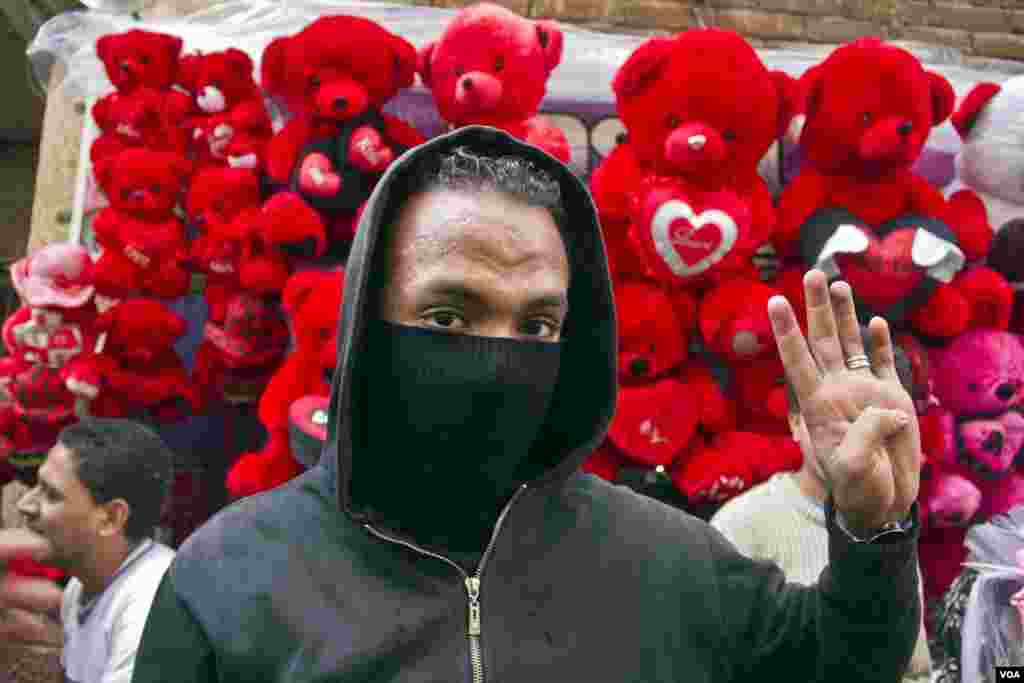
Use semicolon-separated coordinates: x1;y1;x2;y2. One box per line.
845;354;870;371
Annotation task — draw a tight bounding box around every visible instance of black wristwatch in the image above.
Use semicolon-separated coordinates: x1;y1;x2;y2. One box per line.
828;499;917;543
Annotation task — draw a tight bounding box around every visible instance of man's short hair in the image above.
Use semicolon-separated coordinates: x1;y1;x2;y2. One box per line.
407;145;568;237
58;418;174;541
784;328;916;415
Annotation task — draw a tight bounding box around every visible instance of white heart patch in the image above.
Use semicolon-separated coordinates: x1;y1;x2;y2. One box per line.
650;200;738;278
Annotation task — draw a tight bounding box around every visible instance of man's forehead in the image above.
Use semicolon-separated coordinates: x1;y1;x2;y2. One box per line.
389;189;567;267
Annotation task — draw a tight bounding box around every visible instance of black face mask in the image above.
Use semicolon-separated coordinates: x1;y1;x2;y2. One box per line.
351;320;563;554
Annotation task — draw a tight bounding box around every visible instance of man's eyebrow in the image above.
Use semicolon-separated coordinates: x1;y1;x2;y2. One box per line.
421;281;569;311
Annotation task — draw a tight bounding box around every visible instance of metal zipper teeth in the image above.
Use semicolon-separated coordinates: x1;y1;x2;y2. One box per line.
364;485;528;683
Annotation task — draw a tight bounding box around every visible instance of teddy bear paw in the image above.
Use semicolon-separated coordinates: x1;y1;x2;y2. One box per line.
228;153;259;169
349;126;394;173
297;152;342;197
123;246;151;269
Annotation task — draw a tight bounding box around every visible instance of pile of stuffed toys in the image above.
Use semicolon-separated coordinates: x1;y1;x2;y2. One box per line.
2;2;1023;602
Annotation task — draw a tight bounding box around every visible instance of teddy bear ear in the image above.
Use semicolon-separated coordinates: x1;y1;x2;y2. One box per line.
282;270;328;316
391;35;419;91
769;70;799;140
224;48;255;79
797;63;825;125
534;20;564;73
260;36;291;96
96;34;116;65
927;71;956;127
417;41;436;89
94;154;118;194
612;36;675;100
158;32;185;64
950;82;1001;141
175;52;201;92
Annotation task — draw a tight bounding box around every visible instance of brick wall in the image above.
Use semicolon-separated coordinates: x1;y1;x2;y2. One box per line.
425;0;1024;60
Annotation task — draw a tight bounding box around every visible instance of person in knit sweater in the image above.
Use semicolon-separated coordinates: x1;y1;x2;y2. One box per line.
711;334;932;683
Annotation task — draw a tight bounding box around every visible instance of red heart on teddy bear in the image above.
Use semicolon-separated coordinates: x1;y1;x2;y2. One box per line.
836;227;922;311
607;376;699;467
298;152;342;196
631;179;752;285
802;209;964;324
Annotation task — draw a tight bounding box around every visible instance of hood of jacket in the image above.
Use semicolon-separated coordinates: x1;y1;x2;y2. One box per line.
322;125;618;532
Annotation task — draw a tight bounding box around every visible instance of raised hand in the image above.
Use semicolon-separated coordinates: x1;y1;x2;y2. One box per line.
0;528;63;647
767;270;921;537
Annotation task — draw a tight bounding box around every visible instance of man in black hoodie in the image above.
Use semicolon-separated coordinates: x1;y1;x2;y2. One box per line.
131;126;923;683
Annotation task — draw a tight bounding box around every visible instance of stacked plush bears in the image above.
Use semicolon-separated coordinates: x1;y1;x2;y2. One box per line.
225;269;344;499
587;28;803;506
17;14;1016;587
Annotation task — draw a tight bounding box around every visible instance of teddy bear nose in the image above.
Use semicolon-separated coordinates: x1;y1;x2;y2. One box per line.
996;382;1018;401
629;357;650;377
897;121;913;136
983;430;1005;453
687;134;707;150
333;97;348;112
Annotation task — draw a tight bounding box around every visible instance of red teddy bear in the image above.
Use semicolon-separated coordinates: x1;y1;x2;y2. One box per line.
260;15;424;245
235;192;328;295
418;2;570;163
0;244;100;472
226;268;344;499
63;299;196;423
184;167;264;322
778;39;1012;338
592;29;796;289
176;48;273;172
191;291;290;411
89;29;192;166
606;280;736;468
91;148;192;306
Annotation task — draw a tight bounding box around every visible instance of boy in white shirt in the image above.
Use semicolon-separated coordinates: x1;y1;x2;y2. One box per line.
16;418;176;683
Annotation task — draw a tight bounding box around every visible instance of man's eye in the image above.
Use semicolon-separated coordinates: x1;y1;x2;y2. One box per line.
522;319;558;338
424;311;464;329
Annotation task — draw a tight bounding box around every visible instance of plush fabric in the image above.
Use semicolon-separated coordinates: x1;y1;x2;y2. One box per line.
90;149;192;304
226;269;344;499
176;49;273;172
418;2;569;162
260;15;424;245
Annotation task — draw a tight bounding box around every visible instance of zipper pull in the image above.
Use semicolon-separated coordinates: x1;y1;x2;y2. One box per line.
465;576;481;636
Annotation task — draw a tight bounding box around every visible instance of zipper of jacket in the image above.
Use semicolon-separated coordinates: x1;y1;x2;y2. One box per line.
363;484;528;683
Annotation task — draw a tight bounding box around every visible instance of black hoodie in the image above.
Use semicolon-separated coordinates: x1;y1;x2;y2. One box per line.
131;126;920;683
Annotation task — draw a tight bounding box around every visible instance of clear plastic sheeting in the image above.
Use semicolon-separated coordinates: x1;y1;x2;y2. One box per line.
25;0;1024;173
960;506;1024;683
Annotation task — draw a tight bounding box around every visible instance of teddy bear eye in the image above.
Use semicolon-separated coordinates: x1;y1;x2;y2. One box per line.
151;184;162;194
140;56;150;65
723;129;737;142
969;382;980;392
665;115;680;129
454;66;464;77
862;112;872;125
494;56;504;72
308;75;321;90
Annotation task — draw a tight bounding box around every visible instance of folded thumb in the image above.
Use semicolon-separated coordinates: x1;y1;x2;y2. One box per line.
852;407;912;446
